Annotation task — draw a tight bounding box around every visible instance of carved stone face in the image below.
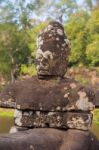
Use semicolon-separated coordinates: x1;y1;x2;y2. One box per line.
36;21;71;78
36;49;55;76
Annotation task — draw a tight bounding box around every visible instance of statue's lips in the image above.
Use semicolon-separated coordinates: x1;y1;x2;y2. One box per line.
37;65;49;74
38;69;50;75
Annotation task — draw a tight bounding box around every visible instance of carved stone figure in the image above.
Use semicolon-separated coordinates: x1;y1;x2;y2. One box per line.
36;21;71;78
0;21;98;150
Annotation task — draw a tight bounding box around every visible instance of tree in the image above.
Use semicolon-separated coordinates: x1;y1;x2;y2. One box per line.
65;11;89;65
86;7;99;34
86;36;99;66
0;23;31;81
84;0;93;11
86;7;99;66
0;0;16;24
50;0;78;23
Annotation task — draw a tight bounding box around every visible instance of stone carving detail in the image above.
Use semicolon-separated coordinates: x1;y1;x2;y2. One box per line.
36;21;71;78
14;109;92;130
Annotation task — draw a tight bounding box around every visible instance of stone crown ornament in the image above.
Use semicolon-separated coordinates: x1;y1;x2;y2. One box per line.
36;21;71;78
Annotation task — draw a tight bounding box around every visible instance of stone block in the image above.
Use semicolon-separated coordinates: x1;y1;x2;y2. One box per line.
0;129;98;150
0;77;95;111
14;109;92;130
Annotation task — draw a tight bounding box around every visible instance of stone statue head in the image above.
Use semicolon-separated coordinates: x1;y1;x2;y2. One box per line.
36;21;71;78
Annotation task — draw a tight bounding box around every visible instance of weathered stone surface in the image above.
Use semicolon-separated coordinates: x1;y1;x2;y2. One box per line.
0;83;16;108
0;77;95;111
94;90;99;108
14;109;92;130
9;126;28;134
36;21;71;78
0;129;99;150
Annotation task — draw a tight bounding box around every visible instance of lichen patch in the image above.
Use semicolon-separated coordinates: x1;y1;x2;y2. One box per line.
76;91;94;111
70;83;77;89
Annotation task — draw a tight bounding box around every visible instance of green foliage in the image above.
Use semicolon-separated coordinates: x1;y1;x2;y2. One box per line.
65;11;89;65
19;22;47;77
20;64;37;76
93;109;99;124
0;109;14;117
86;8;99;34
0;0;16;24
0;23;31;80
65;7;99;67
75;74;89;85
52;0;78;22
28;22;47;58
86;8;99;66
86;36;99;66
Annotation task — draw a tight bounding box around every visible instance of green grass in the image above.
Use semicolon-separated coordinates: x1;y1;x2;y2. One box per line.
0;109;14;117
93;109;99;124
75;75;89;85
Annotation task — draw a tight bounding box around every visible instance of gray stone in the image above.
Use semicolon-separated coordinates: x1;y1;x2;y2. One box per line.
36;21;71;78
9;126;28;134
0;77;95;111
94;90;99;108
14;109;92;130
0;129;99;150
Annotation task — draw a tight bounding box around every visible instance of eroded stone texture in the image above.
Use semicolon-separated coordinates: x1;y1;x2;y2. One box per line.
0;77;95;111
14;109;92;130
36;21;71;78
0;83;16;108
94;90;99;108
0;129;99;150
9;126;28;134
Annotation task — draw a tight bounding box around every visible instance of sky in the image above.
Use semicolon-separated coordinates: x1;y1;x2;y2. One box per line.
5;0;84;5
0;0;87;23
77;0;84;4
0;0;85;7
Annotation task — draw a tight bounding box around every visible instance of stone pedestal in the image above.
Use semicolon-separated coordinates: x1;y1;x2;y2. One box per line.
0;21;98;150
14;109;92;130
0;129;99;150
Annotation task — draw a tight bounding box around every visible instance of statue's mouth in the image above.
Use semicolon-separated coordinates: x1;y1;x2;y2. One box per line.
38;69;50;75
37;68;50;79
37;65;50;75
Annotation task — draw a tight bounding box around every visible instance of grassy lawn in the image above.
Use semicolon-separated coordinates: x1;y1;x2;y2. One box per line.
0;108;14;117
93;109;99;124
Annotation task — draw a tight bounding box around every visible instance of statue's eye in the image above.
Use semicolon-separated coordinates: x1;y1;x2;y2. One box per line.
36;54;42;60
45;54;51;59
44;53;53;60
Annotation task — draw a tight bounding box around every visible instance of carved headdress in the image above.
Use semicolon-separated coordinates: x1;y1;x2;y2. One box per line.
36;21;71;78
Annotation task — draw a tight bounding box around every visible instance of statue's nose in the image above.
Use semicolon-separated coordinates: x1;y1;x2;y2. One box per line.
40;57;48;65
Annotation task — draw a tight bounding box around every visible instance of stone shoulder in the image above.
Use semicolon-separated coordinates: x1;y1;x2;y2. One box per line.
0;77;95;111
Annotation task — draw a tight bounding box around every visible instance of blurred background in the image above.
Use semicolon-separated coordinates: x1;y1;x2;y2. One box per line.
0;0;99;84
0;0;99;137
